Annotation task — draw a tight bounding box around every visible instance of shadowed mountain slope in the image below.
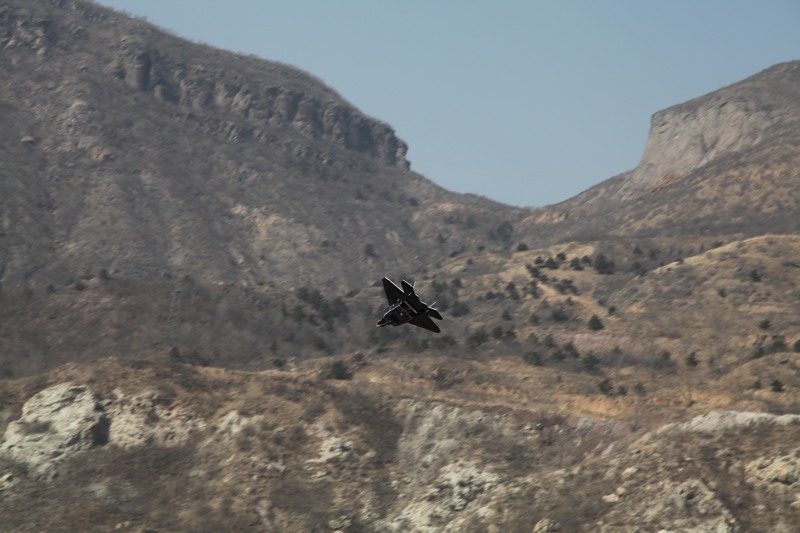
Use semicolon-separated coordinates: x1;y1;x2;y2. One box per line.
1;0;523;296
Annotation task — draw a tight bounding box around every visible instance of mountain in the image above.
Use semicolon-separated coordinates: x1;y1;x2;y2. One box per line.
1;0;523;293
520;61;800;244
1;0;524;372
1;1;800;531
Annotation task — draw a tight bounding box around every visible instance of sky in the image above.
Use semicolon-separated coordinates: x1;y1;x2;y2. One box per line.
95;1;799;208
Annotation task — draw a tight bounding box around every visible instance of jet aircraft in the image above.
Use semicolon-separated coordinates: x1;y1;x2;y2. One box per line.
376;277;443;333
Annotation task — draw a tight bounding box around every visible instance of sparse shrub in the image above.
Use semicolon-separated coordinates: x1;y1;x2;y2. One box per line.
751;346;767;359
551;306;569;322
771;335;787;352
433;368;451;389
517;243;529;251
771;379;784;393
272;357;286;369
617;384;627;396
491;326;504;339
526;264;548;282
588;315;604;331
758;319;771;330
527;279;541;298
431;334;457;350
551;347;566;361
794;339;800;353
489;220;514;242
169;346;181;362
523;351;543;366
583;352;600;372
554;278;578;295
633;382;646;396
654;350;677;372
563;341;579;358
449;300;471;317
506;282;520;300
685;352;699;369
467;328;489;348
99;268;111;280
751;379;762;390
364;243;378;257
326;360;352;380
598;378;614;395
593;253;615;275
501;309;513;321
750;269;762;282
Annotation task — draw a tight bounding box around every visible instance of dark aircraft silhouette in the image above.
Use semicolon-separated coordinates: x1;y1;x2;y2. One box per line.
377;277;443;333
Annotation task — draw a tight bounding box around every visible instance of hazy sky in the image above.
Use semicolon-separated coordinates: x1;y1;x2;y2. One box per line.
96;1;799;207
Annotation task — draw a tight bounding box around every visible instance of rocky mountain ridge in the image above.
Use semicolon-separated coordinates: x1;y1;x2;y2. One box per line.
2;0;523;296
1;2;799;531
0;358;798;531
625;61;800;195
3;0;409;168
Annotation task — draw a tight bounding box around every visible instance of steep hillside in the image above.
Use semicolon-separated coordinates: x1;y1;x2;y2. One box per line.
0;0;524;295
521;61;800;244
0;357;798;532
1;4;799;530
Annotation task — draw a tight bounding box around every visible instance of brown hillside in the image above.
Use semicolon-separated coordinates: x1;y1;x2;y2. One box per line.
1;2;799;531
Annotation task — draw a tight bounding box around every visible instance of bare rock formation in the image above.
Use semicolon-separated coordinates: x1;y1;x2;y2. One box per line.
0;383;108;477
624;62;800;194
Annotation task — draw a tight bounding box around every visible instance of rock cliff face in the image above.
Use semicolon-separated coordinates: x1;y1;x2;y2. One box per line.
1;0;408;168
624;62;800;194
1;0;519;295
1;362;799;532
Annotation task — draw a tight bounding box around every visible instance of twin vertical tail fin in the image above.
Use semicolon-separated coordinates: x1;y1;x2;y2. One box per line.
403;279;442;321
427;306;443;321
401;280;415;296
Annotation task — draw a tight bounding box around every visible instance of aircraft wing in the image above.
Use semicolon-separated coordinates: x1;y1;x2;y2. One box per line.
409;314;441;333
428;308;443;321
382;277;405;304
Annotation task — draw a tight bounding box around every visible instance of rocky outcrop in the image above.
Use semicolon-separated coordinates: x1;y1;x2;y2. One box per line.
0;382;204;479
0;383;108;477
106;36;409;168
1;0;409;169
623;61;800;194
671;410;800;433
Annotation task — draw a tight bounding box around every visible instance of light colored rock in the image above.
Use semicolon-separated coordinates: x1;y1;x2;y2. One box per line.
747;448;800;486
0;383;108;475
533;518;560;532
671;410;800;433
105;388;205;448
